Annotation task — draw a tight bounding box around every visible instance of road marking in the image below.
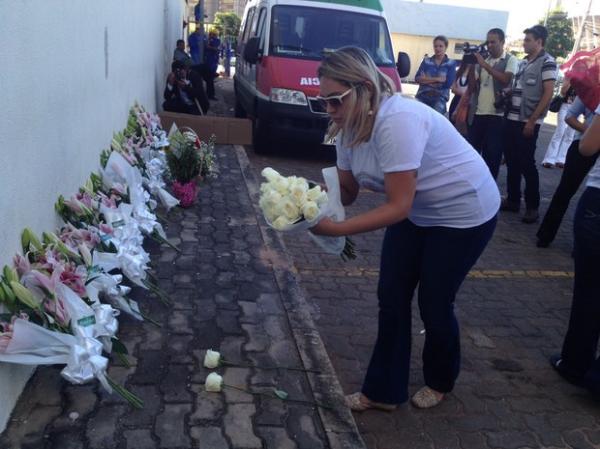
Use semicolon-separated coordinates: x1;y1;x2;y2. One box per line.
298;268;574;279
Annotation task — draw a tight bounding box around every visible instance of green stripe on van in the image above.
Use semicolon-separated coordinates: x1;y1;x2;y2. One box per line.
305;0;383;12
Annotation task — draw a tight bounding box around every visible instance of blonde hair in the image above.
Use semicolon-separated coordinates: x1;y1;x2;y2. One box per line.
317;46;396;147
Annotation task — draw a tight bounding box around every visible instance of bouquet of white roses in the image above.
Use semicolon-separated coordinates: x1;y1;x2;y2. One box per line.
259;167;356;260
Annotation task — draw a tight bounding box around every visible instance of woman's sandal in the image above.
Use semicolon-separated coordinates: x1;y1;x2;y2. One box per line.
411;386;445;409
344;392;397;412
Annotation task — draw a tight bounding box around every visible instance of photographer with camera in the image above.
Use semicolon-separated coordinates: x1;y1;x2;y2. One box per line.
466;28;518;180
163;60;210;115
502;25;557;224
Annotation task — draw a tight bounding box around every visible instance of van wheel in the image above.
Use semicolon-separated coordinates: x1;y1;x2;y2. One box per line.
234;97;246;118
252;118;271;154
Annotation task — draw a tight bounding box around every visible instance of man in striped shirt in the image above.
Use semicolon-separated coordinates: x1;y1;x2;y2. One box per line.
502;25;557;224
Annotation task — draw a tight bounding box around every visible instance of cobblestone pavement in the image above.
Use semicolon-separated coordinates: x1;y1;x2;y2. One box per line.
213;79;600;448
0;129;363;448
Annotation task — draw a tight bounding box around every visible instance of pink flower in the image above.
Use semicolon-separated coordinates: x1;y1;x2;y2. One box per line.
0;314;30;352
13;254;31;277
99;223;114;235
99;192;117;209
63;198;85;214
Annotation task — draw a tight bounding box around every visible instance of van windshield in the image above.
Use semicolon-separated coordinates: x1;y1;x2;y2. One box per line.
269;5;394;66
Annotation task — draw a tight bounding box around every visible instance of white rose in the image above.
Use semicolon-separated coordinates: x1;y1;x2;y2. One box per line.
260;182;271;195
292;178;309;191
315;191;329;206
261;167;282;183
302;201;320;221
264;190;282;205
205;372;224;392
306;186;322;202
203;349;221;369
272;216;292;230
279;197;299;220
272;177;290;194
290;187;307;207
263;205;280;223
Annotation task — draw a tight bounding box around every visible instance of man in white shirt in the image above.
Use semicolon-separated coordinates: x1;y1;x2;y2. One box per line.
468;28;519;180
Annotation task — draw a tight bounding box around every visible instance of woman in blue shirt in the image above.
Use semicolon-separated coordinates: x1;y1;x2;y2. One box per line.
415;35;457;115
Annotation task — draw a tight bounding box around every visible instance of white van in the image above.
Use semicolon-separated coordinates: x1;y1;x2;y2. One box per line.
234;0;410;152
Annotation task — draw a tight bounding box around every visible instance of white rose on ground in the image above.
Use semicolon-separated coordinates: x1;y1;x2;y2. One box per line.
205;372;224;392
261;167;281;183
302;201;320;221
272;216;292;230
204;349;221;369
280;198;300;220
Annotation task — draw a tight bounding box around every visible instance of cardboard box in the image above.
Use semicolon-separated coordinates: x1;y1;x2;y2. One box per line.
158;112;253;145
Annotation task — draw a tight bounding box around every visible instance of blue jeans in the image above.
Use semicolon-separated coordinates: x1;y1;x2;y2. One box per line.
416;93;448;115
561;187;600;392
468;115;506;180
362;216;497;404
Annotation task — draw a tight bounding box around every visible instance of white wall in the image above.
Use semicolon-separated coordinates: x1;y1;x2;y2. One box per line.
0;0;185;432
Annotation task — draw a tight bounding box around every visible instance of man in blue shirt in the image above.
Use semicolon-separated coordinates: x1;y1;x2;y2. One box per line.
415;35;457;115
204;30;221;100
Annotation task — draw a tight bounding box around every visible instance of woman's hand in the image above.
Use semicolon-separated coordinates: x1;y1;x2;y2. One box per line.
310;217;340;236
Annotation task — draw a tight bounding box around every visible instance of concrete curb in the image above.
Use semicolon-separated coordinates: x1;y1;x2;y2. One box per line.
234;145;366;449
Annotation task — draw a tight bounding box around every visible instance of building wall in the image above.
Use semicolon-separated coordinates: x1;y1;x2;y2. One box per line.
392;33;484;81
0;0;185;432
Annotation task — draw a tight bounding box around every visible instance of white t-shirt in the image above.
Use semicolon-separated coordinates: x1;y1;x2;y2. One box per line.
336;94;500;228
586;106;600;189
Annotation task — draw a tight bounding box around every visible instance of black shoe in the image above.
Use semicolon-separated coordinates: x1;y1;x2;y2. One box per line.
500;198;520;212
522;209;539;224
536;238;550;248
550;355;585;387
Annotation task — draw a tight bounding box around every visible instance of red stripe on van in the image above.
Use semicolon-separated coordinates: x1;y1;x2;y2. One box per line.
256;56;402;99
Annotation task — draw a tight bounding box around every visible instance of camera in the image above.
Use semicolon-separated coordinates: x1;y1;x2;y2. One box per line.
494;88;512;113
462;42;489;62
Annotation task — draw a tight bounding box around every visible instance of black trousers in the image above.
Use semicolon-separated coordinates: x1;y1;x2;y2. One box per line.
561;187;600;394
504;120;541;209
537;140;600;244
190;64;215;98
468;115;505;180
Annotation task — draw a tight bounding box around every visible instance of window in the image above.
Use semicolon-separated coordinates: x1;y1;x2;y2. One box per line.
256;8;267;51
269;5;394;65
241;7;255;43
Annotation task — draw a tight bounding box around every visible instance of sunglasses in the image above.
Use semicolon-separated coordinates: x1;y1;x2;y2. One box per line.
316;87;354;109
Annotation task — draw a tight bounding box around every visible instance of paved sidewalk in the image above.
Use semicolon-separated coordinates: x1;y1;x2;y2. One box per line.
0;142;363;448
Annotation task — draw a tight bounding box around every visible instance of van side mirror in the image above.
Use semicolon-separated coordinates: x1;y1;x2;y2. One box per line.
243;37;261;65
396;52;411;78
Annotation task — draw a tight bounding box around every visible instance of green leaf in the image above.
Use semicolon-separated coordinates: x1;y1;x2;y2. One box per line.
111;337;129;355
273;389;289;400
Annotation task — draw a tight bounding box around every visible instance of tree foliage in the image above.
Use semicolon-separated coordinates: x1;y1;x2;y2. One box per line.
539;8;574;58
213;12;241;38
